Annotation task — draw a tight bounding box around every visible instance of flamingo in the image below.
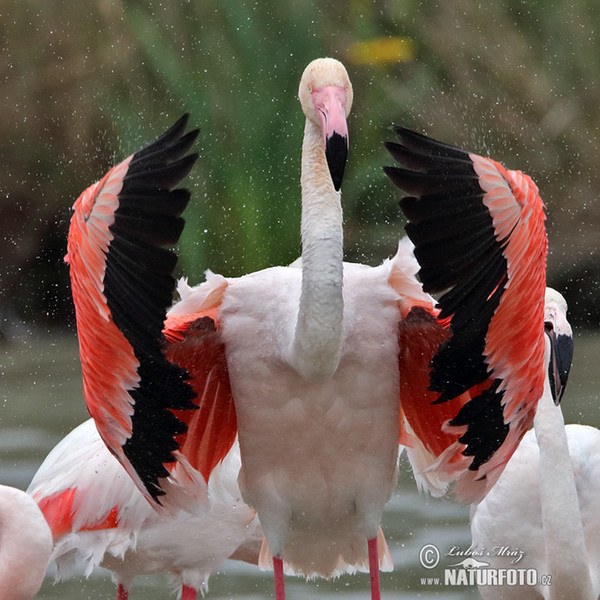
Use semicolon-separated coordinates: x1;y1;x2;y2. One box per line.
27;419;263;600
64;58;550;600
470;289;600;600
0;484;53;600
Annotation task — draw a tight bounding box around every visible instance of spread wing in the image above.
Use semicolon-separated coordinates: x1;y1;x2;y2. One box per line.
66;115;208;505
386;128;547;502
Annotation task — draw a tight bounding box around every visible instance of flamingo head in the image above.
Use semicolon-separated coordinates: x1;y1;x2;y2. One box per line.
299;58;353;191
544;287;574;405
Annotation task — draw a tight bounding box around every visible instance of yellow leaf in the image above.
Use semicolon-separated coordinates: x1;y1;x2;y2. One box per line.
348;37;415;65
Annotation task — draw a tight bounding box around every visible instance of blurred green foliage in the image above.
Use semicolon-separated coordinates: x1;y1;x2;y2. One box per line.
1;0;599;337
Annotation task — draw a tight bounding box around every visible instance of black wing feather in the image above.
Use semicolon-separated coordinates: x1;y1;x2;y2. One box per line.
103;115;199;501
385;127;510;471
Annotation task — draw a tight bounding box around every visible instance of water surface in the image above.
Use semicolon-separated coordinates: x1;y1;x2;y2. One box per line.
1;330;598;599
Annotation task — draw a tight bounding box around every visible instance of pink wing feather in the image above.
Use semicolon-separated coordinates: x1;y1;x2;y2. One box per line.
163;310;238;484
66;115;212;505
386;128;547;502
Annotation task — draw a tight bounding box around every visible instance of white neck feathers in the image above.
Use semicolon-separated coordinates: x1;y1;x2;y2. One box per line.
291;119;344;382
534;365;594;600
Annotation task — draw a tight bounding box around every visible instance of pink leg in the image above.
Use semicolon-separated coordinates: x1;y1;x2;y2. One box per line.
117;584;128;600
273;556;286;600
181;585;197;600
368;537;381;600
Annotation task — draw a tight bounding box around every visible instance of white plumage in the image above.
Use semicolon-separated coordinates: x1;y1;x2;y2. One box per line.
471;289;600;600
170;237;434;579
28;419;262;598
0;485;52;600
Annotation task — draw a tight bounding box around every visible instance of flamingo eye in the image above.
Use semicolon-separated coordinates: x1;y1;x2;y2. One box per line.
544;321;554;332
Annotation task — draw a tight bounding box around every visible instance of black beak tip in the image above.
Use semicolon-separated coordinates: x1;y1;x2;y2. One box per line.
325;133;348;191
546;327;574;406
332;172;344;192
551;381;563;406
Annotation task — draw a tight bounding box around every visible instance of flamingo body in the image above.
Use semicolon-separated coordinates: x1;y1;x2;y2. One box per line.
228;262;399;576
471;425;600;600
471;289;599;599
0;485;52;600
172;253;427;576
28;419;262;598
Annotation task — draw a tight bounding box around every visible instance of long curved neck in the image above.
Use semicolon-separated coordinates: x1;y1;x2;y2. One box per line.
291;118;344;381
534;381;594;600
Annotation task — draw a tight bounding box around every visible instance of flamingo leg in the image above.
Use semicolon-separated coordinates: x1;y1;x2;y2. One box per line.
273;556;286;600
368;537;381;600
181;585;197;600
117;584;128;600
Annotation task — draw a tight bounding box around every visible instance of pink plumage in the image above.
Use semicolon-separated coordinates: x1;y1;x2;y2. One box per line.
28;419;262;599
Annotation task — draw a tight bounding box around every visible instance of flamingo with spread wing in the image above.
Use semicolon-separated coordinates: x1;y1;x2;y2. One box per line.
64;58;549;599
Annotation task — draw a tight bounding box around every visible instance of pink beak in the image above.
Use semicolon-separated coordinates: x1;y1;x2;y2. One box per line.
312;86;349;191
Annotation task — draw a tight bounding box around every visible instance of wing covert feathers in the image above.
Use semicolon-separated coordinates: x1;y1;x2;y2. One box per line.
163;309;237;485
66;115;206;506
387;128;548;502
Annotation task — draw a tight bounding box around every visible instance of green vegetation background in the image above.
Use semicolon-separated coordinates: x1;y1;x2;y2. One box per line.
1;0;599;338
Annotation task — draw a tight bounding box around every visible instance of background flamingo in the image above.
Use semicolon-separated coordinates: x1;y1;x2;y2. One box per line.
470;289;600;600
0;484;52;600
64;58;550;600
28;419;262;600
